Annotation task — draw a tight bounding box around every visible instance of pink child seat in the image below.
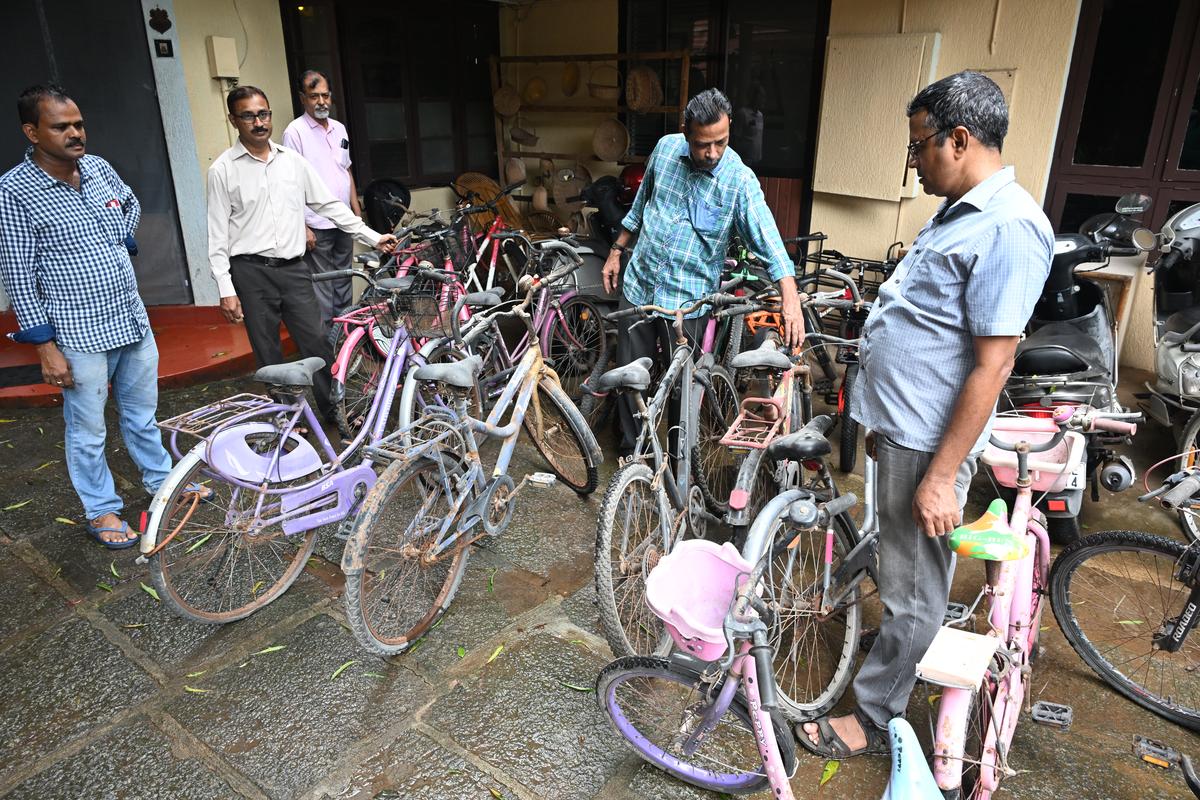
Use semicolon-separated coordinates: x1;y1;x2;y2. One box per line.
983;415;1085;492
644;539;755;661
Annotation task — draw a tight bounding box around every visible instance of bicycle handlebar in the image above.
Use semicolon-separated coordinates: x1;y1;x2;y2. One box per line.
1161;473;1200;511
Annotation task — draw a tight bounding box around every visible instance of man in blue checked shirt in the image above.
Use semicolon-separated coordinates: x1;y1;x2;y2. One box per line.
0;85;172;549
800;71;1053;761
601;88;804;458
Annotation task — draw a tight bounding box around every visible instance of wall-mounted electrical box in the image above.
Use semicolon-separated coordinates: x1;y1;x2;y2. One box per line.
206;35;239;79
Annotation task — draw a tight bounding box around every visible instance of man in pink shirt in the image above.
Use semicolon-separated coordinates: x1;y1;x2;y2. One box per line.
282;71;362;335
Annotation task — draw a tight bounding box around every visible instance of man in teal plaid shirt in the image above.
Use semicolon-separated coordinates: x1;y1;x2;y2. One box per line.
601;88;803;458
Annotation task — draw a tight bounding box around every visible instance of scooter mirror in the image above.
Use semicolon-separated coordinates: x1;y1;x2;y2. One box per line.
1115;192;1153;215
1131;227;1159;252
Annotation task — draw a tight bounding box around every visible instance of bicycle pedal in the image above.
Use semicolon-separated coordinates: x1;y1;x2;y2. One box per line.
943;602;971;626
334;517;356;541
525;472;557;488
1133;736;1181;770
1030;701;1073;730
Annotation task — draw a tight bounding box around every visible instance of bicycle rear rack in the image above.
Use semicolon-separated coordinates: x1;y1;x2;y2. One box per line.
157;393;277;437
720;397;785;449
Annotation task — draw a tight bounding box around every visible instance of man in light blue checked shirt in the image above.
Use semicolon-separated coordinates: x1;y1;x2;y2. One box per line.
601;88;803;457
0;85;172;549
800;72;1053;762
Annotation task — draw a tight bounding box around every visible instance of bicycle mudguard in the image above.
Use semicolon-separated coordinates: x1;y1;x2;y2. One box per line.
330;324;368;382
205;422;323;483
881;718;943;800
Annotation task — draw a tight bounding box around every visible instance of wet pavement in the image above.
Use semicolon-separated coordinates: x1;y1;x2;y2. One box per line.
0;369;1198;799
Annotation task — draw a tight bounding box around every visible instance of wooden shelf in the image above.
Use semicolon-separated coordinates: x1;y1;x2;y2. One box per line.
519;103;678;114
497;50;690;65
502;149;647;164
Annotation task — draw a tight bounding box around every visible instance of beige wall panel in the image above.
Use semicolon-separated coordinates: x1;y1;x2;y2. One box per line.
175;0;291;181
811;192;906;258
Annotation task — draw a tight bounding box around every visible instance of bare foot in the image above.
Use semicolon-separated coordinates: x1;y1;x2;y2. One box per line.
90;512;137;545
803;713;867;751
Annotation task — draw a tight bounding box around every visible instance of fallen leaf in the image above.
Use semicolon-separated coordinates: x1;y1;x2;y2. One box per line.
184;685;209;694
558;681;594;693
185;533;213;554
254;644;287;655
110;561;120;579
819;759;840;787
3;499;32;511
33;460;58;471
55;517;77;525
96;581;113;592
186;670;207;678
489;790;503;799
407;638;424;655
122;623;147;629
210;351;229;358
238;662;249;668
251;579;265;596
488;568;497;592
487;644;504;664
1116;619;1145;626
331;659;358;680
140;582;161;602
363;672;387;679
0;418;14;423
457;646;466;658
36;426;43;435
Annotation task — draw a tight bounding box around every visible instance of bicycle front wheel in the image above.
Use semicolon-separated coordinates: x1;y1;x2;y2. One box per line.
333;329;385;437
547;295;609;411
1050;530;1200;730
148;446;317;624
595;462;671;657
690;365;741;514
341;454;470;656
597;655;795;794
523;377;600;495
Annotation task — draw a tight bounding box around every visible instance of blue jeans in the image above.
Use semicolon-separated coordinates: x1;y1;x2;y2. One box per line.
60;333;173;520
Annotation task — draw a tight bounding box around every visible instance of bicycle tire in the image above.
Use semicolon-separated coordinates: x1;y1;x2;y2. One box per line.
762;507;862;721
522;377;600;495
690;365;741;514
1050;530;1200;731
837;363;859;474
1177;408;1200;543
596;655;796;794
722;314;745;372
148;446;318;624
595;462;671;658
333;330;386;438
547;295;609;413
341;454;471;656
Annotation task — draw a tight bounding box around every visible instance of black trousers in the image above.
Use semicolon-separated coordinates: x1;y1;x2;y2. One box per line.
230;257;334;420
614;295;710;458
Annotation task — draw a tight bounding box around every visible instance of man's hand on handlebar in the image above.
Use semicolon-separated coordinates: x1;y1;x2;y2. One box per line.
376;234;398;254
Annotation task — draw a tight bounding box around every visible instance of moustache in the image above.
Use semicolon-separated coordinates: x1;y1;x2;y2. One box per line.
251;127;268;134
66;138;85;148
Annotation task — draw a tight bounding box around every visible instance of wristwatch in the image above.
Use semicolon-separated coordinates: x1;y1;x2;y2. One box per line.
610;242;626;254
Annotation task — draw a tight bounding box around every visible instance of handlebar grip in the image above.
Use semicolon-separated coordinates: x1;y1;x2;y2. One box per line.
707;292;742;307
823;492;858;518
1091;417;1137;436
720;275;746;293
605;306;643;322
1160;474;1200;511
714;303;760;319
1106;245;1141;258
312;269;356;282
1157;249;1185;273
784;233;828;244
751;641;779;710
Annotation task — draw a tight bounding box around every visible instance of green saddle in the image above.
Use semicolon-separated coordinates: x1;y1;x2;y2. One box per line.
948;498;1030;562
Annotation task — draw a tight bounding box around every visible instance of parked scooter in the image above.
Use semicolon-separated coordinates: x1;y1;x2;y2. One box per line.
998;193;1148;543
1136;199;1200;540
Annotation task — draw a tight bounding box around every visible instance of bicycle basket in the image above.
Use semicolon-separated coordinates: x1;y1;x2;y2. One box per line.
644;539;755;661
396;277;462;339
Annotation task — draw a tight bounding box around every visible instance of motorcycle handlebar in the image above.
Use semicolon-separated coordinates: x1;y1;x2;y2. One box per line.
1091;417;1137;436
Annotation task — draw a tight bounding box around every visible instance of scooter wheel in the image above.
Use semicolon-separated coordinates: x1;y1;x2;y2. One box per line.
1046;515;1081;546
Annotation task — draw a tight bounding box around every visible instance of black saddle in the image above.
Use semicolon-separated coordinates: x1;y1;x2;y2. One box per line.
1012;323;1107;376
461;291;502;308
376;276;415;292
413;355;483;388
254;357;327;387
730;340;792;372
593;357;653;393
766;415;833;461
1164;305;1200;337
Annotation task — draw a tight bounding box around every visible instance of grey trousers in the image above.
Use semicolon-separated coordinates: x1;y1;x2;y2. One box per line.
851;433;978;728
303;227;354;331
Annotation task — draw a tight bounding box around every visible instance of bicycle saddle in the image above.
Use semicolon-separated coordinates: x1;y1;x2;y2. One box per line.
880;718;943;800
376;276;415;292
461;291;502;308
729;339;792;372
254;357;327;387
765;414;833;461
948;498;1030;561
592;357;653;393
413;355;483;388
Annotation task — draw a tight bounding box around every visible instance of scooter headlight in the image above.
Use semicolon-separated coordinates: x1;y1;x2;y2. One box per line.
1181;355;1200;396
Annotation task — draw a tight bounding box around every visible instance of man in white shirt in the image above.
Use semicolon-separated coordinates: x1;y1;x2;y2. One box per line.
281;70;360;335
207;85;396;422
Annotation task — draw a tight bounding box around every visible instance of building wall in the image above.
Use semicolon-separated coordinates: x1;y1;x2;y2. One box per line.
810;0;1081;258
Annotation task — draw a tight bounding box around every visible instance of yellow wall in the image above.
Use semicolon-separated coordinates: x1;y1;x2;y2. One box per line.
810;0;1080;258
174;0;292;179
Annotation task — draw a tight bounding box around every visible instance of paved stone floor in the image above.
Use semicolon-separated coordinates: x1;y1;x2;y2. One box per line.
0;369;1198;799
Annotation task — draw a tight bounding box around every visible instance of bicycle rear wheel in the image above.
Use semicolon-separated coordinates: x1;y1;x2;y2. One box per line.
690;365;741;514
148;446;317;624
597;656;795;794
761;506;862;721
547;295;609;412
837;363;859;474
595;462;671;657
1050;530;1200;730
341;454;470;656
523;377;600;495
333;329;385;437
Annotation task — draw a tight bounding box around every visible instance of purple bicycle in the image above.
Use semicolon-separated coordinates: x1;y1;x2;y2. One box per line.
136;262;474;623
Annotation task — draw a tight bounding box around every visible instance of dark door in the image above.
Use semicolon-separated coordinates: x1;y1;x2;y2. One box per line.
0;0;191;305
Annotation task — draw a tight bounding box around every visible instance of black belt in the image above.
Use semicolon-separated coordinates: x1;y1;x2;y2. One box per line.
235;254;304;268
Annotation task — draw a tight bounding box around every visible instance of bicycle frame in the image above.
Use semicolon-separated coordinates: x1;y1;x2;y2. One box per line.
632;340;698;514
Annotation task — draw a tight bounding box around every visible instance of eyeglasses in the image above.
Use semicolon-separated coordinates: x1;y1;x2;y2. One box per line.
906;129;945;161
234;110;273;123
305;92;331;101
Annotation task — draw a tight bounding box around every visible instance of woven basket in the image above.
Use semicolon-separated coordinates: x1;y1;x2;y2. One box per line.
625;65;663;113
562;62;581;97
522;76;547;104
593;118;630;162
493;84;520;117
510;126;539;147
587;64;621;101
504;157;526;186
454;172;523;230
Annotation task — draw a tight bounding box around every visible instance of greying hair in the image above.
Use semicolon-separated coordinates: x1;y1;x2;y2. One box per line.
298;70;329;93
684;88;732;134
906;71;1008;151
18;84;72;126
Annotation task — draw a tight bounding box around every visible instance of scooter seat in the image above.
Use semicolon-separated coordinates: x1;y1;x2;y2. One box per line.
1164;306;1200;337
1012;323;1107;376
